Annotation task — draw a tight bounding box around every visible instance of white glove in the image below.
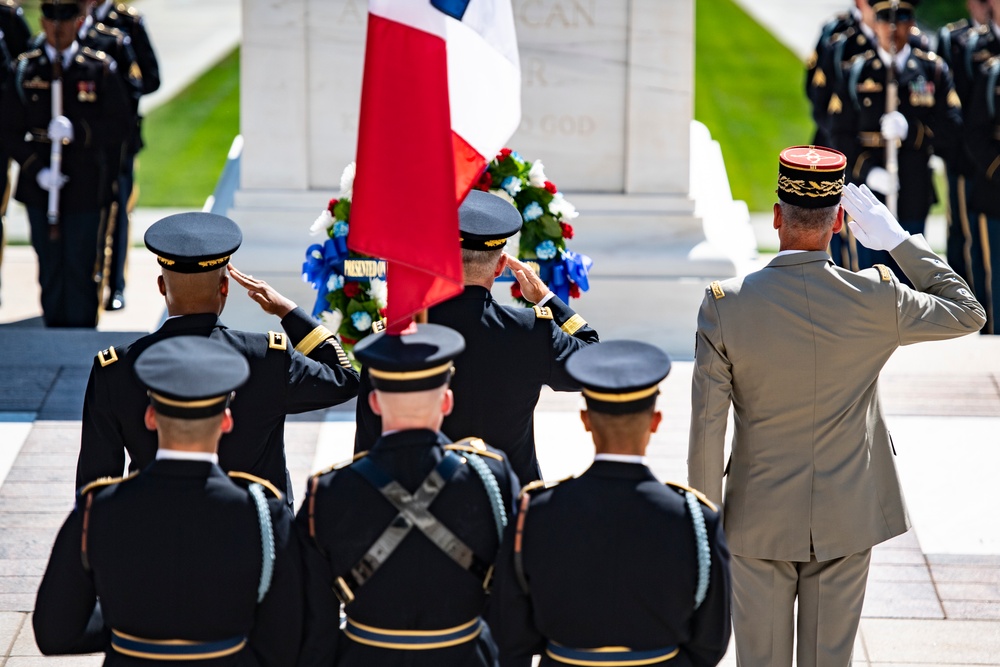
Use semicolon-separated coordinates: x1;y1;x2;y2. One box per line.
47;115;73;144
36;167;68;192
880;111;908;142
843;183;910;251
865;166;898;195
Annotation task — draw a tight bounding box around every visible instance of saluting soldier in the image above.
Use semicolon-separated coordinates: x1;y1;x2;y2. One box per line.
688;147;984;667
0;0;32;305
937;0;993;285
488;341;731;667
76;212;360;502
0;0;131;327
34;336;303;666
355;189;599;485
829;0;962;282
91;0;159;311
298;324;519;667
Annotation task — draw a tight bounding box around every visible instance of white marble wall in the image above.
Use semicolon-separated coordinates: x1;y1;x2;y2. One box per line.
240;0;694;195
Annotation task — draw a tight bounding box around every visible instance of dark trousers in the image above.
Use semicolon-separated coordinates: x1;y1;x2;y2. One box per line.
27;206;101;327
945;171;973;285
856;218;925;289
969;211;1000;335
0;155;10;295
107;155;135;293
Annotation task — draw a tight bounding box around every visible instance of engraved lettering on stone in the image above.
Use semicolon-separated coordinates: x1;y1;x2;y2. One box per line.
515;0;596;28
524;57;548;87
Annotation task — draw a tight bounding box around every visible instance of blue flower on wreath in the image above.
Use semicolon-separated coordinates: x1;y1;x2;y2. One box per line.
333;220;349;238
351;311;373;332
536;240;557;260
522;201;543;222
501;176;522;197
327;274;345;291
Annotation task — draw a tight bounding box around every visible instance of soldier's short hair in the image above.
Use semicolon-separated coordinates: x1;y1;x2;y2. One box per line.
780;202;840;232
461;248;505;282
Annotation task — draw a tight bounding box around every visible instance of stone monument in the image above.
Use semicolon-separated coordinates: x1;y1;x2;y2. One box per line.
232;0;755;357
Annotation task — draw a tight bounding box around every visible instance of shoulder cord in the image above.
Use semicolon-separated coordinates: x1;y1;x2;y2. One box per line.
248;483;276;603
463;452;508;543
685;491;711;610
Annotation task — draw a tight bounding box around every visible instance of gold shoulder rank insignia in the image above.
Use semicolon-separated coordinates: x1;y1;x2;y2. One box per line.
533;305;554;320
560;313;587;335
268;331;287;351
947;89;961;109
709;281;725;300
79;472;138;496
97;346;119;367
371;318;387;334
228;471;283;500
874;264;892;282
811;67;826;88
445;438;504;462
666;482;718;512
858;78;883;93
312;451;369;478
294;325;335;356
827;93;843;115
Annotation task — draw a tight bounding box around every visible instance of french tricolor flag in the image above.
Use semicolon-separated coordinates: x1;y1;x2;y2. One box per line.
349;0;521;333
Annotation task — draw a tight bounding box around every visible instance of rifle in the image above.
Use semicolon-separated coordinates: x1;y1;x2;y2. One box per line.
884;0;900;218
47;22;64;242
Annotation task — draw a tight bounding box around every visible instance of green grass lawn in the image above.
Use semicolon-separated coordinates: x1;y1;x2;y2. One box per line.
136;49;240;207
694;0;814;211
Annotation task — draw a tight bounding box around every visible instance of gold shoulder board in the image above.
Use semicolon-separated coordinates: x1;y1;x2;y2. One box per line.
97;346;119;367
874;264;892;282
228;471;283;501
709;281;725;300
666;481;718;512
312;451;368;478
533;305;554;320
268;331;287;350
79;472;138;496
444;442;504;462
371;318;387;334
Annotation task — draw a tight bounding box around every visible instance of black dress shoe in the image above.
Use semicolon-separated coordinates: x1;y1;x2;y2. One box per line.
106;290;125;311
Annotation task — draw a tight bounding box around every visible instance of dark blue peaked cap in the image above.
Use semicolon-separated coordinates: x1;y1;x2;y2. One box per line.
144;212;243;273
356;324;466;392
567;341;672;414
135;337;250;419
459;189;522;251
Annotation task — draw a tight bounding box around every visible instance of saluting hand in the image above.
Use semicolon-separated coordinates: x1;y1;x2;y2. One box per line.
228;265;296;318
842;183;910;252
507;255;552;305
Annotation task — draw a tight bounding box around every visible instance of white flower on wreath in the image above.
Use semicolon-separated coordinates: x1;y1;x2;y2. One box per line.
339;162;356;199
489;188;516;206
548;192;579;220
327;274;345;291
320;309;343;332
352;311;373;332
528;160;547;188
367;277;388;306
310;209;335;236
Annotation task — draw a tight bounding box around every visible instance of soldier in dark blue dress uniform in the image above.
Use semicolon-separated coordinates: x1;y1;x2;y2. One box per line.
936;1;992;286
34;336;303;666
808;0;929;270
0;0;32;304
354;189;599;484
487;341;732;667
0;0;131;327
76;212;360;502
963;0;1000;330
298;324;520;667
829;0;963;283
90;0;159;311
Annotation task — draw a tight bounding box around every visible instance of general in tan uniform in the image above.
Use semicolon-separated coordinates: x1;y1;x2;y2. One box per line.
688;146;986;667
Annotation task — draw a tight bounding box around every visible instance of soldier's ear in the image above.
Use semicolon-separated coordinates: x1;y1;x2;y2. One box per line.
220;407;234;434
649;410;663;434
579;410;592;432
441;388;454;416
368;390;382;416
832;206;845;234
773;202;783;230
494;253;509;278
219;274;229;297
144;405;157;432
157;275;166;297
